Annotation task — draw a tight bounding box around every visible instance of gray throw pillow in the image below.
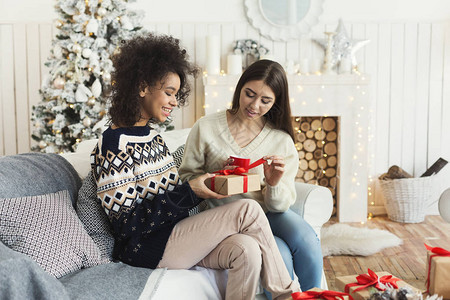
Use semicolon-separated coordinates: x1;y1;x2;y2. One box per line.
76;171;115;261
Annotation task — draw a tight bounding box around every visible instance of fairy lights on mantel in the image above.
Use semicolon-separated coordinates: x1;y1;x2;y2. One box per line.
203;72;371;222
202;72;369;87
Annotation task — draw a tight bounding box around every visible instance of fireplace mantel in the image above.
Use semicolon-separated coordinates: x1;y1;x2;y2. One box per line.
203;74;371;222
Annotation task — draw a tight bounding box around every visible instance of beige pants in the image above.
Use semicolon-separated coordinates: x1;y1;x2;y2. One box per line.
158;199;300;300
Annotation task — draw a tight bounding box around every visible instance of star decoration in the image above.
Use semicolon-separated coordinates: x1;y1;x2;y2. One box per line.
313;19;370;71
348;39;371;68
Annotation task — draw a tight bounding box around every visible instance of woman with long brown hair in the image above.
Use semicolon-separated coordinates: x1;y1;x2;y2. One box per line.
180;59;323;298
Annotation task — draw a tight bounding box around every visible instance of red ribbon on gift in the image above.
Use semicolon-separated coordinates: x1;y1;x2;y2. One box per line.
344;269;400;293
292;290;354;300
210;158;265;193
425;243;450;293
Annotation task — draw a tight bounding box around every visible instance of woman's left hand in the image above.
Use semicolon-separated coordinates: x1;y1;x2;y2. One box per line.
263;155;285;186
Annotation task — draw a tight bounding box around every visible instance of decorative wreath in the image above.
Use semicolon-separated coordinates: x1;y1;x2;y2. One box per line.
233;39;269;68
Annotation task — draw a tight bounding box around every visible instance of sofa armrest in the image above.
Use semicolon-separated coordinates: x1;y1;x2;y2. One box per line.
0;241;69;300
290;182;333;237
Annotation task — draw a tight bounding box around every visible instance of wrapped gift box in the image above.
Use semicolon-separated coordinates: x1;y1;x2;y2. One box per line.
205;173;260;195
335;271;421;300
292;287;351;300
426;250;450;299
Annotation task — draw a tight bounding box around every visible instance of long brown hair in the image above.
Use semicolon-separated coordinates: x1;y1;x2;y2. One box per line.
229;59;295;141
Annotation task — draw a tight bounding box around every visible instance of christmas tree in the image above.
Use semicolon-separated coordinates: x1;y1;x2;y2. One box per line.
31;0;144;153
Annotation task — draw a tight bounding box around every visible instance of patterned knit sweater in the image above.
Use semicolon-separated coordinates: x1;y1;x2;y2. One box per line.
91;126;201;268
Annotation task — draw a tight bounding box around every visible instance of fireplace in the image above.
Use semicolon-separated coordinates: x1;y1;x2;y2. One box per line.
203;74;371;222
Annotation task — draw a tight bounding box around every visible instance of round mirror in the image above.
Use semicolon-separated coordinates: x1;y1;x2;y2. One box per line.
260;0;311;26
245;0;324;41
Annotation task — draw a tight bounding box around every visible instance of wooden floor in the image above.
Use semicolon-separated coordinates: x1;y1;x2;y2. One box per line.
323;215;450;291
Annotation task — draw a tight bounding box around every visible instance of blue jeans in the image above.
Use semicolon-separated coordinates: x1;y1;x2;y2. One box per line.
264;209;323;299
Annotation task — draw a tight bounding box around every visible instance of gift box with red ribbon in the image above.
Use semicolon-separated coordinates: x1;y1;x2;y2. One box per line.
205;172;260;195
425;244;450;299
292;287;353;300
205;157;264;196
335;269;420;300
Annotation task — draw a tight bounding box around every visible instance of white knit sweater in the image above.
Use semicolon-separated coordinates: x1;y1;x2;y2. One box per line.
179;111;299;212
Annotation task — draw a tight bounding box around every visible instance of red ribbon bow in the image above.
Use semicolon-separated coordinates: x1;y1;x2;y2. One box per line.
292;290;354;300
214;167;248;176
345;269;400;293
210;158;266;193
425;243;450;293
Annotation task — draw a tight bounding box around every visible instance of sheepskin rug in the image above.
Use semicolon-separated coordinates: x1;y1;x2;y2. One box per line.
320;223;403;257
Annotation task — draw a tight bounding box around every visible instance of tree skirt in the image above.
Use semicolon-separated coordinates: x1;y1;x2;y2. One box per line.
320;223;403;257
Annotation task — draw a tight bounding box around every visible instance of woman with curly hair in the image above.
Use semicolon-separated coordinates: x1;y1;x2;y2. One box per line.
91;33;300;300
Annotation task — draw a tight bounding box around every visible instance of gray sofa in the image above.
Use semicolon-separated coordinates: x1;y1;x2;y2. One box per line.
0;128;333;299
0;153;155;299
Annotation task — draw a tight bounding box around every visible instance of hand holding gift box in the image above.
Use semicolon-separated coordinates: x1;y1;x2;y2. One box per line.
425;244;450;299
205;157;265;196
335;269;421;300
292;287;353;300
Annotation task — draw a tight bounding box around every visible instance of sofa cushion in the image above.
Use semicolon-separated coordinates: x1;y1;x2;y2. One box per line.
0;153;82;206
172;144;185;169
76;171;115;261
159;128;191;152
59;262;153;300
0;190;107;278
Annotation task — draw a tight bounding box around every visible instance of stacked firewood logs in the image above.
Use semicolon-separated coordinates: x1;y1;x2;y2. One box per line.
291;116;339;216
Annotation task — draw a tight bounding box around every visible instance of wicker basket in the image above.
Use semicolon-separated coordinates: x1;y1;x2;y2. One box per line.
379;176;433;223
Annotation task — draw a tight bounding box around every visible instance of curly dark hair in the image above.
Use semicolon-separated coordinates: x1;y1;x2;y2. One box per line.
109;33;199;127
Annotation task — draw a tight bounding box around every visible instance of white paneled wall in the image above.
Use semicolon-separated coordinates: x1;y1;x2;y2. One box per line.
1;21;450;214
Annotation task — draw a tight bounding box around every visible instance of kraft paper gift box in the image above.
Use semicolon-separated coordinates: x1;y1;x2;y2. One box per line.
292;287;351;300
426;246;450;299
335;270;421;300
205;173;260;195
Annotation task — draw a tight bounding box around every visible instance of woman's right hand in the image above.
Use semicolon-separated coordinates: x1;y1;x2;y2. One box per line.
188;173;228;199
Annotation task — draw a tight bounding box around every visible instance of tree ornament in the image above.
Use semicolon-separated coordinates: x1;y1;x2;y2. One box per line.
54;20;64;29
97;7;107;16
53;45;63;59
66;71;74;79
86;18;99;35
53;77;66;89
82;48;92;58
87;97;96;106
102;72;111;82
120;15;133;30
82;117;92;127
91;78;102;98
75;84;93;102
39;140;47;149
72;44;82;54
